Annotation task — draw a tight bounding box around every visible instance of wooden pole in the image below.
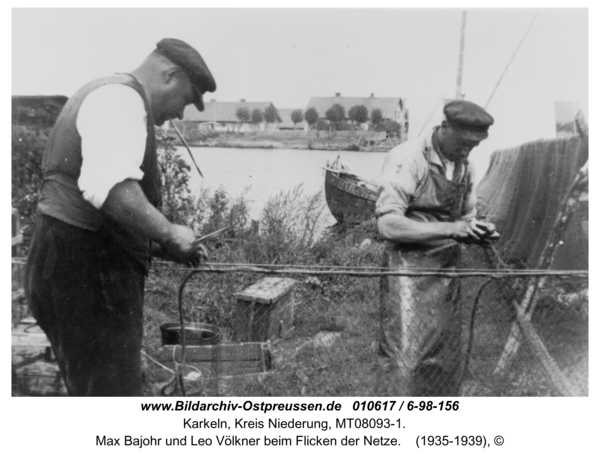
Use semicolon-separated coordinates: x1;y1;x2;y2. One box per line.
171;119;204;178
455;11;467;100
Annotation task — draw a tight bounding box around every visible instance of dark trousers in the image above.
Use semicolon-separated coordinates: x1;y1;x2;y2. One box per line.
25;215;145;396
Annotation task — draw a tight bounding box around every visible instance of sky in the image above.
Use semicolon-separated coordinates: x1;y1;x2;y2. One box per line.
10;6;590;178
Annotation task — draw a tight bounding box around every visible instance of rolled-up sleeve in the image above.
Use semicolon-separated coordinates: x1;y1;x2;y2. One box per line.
375;147;423;218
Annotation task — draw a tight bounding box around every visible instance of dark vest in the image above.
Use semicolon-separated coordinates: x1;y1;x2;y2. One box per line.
37;73;161;271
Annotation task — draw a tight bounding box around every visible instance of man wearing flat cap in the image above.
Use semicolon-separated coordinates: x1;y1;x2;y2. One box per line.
25;38;216;396
375;99;496;396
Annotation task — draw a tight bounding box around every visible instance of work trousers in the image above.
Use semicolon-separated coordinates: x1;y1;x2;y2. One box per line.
25;215;145;396
376;243;463;396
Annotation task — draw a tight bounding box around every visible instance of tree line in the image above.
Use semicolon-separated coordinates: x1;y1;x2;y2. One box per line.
235;104;402;134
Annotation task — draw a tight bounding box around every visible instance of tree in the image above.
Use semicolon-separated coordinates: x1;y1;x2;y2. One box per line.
291;109;303;130
316;119;329;138
371;109;383;129
264;105;278;127
325;103;346;134
304;107;319;130
375;119;401;135
348;105;368;129
251;109;263;126
235;107;250;133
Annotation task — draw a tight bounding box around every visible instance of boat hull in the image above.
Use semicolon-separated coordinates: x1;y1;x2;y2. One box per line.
324;169;377;223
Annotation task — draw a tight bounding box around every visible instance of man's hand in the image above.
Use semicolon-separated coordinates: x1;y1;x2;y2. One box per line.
161;225;208;268
451;220;483;244
451;219;499;244
102;181;209;268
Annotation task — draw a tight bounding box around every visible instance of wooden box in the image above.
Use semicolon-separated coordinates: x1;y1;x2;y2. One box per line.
12;208;25;301
149;342;271;383
233;277;296;342
12;318;67;396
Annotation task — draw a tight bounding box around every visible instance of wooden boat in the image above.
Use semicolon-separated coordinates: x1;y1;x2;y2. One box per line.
324;157;378;224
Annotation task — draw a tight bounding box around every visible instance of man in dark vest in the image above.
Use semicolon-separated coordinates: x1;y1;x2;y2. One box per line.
375;100;497;396
25;38;216;396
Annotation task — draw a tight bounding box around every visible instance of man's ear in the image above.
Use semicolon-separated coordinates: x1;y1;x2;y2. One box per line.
164;67;182;86
439;120;450;136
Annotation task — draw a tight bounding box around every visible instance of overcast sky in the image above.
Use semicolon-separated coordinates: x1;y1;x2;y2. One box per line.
11;7;589;177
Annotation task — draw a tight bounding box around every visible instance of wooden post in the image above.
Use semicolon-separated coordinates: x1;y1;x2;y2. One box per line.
455;11;467;100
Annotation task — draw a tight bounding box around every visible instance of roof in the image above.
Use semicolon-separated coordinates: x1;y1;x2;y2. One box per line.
305;96;405;120
184;101;281;123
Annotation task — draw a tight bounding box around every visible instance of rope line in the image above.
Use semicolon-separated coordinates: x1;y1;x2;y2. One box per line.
150;263;587;278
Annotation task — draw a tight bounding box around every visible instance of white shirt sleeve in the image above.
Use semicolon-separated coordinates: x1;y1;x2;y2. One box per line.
77;84;148;209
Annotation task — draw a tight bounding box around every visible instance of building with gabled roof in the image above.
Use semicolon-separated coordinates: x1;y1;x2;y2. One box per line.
183;99;281;132
305;93;409;138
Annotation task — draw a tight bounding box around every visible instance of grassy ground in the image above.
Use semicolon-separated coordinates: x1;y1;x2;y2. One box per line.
140;217;588;397
141;219;384;397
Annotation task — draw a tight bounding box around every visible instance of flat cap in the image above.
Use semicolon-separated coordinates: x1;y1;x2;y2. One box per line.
444;99;494;141
156;38;216;111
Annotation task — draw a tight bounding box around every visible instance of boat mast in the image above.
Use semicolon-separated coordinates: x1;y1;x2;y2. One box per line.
455;11;467;100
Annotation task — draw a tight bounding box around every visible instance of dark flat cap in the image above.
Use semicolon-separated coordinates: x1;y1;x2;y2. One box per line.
444;99;494;141
156;38;216;111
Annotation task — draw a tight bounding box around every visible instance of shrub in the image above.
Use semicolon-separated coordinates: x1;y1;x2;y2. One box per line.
375;119;401;134
156;131;206;232
259;185;324;262
12;126;48;247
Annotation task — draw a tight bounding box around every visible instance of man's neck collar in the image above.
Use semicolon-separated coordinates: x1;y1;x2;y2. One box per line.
432;127;465;165
431;127;449;163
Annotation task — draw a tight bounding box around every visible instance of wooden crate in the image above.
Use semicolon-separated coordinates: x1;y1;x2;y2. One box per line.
148;342;271;383
233;277;296;342
12;208;25;301
12;318;67;396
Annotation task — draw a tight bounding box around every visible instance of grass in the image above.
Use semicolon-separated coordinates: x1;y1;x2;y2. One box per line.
142;212;385;397
141;189;588;397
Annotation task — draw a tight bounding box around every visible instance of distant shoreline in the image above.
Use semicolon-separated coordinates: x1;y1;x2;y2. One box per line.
178;138;392;152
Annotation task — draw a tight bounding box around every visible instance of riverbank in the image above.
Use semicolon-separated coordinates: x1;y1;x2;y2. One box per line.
171;129;396;152
183;137;365;151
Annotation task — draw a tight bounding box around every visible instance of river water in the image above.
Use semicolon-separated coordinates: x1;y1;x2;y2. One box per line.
180;147;388;227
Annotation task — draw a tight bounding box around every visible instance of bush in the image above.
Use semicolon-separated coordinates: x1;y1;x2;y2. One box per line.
156;131;206;232
336;121;353;131
375;119;401;134
12;126;48;247
255;185;324;263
